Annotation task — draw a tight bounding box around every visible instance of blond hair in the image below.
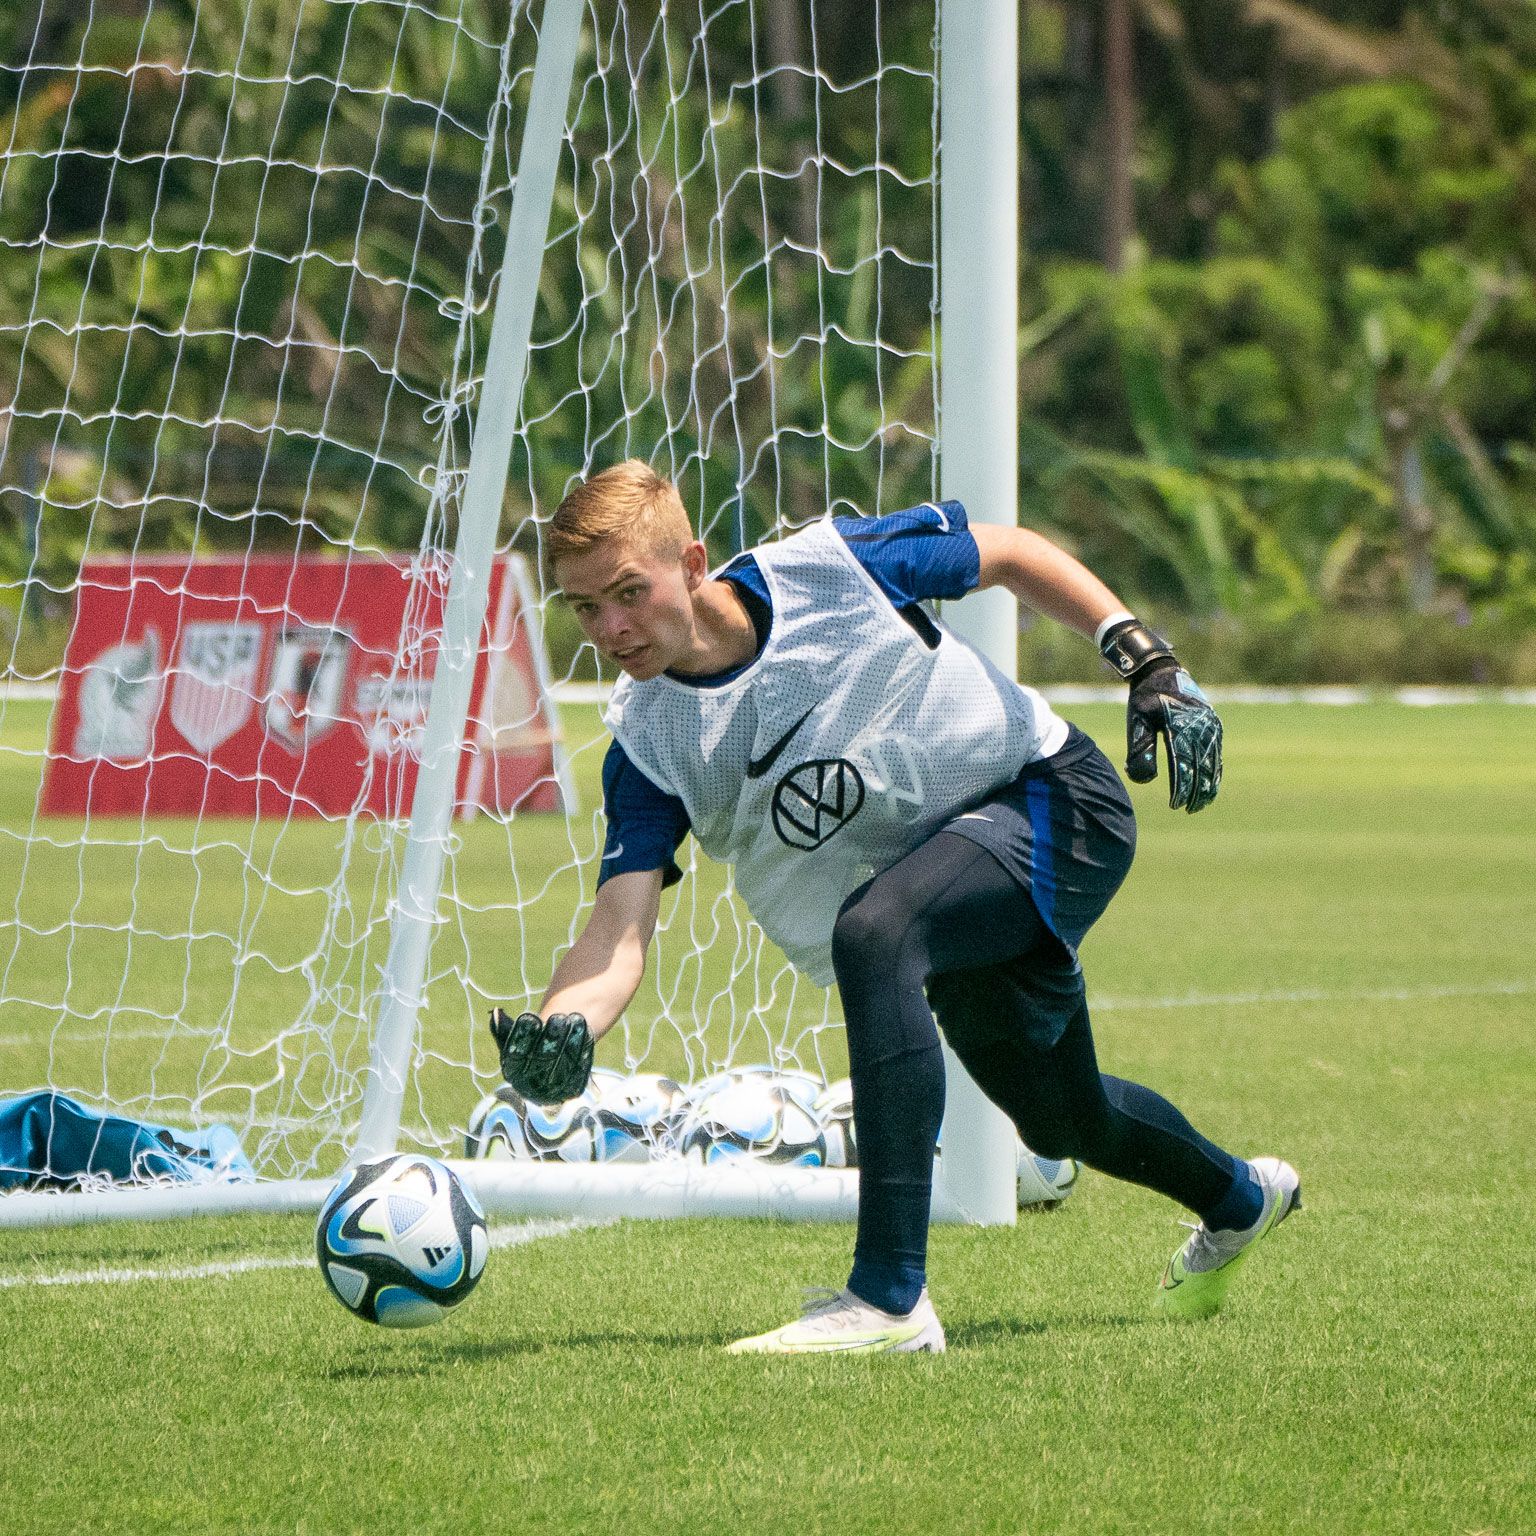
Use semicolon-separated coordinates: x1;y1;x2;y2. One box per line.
546;460;693;573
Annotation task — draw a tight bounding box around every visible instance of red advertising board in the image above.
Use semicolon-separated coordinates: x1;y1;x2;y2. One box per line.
41;553;569;821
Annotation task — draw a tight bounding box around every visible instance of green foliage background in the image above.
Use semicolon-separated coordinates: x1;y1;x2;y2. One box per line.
3;0;1535;681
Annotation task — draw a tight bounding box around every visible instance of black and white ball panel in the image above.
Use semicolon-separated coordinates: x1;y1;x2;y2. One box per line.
316;1153;488;1328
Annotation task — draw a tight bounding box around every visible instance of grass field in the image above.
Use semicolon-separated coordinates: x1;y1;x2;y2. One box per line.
2;698;1533;1534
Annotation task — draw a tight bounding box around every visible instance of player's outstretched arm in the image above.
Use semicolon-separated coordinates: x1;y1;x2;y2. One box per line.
969;523;1222;812
969;522;1126;637
540;869;662;1033
490;869;663;1103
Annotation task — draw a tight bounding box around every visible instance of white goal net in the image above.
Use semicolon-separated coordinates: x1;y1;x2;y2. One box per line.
0;0;950;1201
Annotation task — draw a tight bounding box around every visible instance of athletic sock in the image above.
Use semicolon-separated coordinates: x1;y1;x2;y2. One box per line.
847;1257;925;1317
1202;1161;1264;1232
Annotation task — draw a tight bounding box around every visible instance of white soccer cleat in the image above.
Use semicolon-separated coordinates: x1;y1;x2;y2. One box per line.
1156;1155;1302;1320
727;1286;946;1355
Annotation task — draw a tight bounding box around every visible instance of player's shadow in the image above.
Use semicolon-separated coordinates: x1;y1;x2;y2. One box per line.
945;1311;1148;1348
321;1356;443;1381
426;1329;735;1362
316;1314;1146;1375
317;1329;733;1376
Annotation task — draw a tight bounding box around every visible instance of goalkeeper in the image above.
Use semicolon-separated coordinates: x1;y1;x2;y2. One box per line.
493;461;1299;1355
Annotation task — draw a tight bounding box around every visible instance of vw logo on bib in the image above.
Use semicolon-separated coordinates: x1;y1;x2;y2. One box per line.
771;759;865;850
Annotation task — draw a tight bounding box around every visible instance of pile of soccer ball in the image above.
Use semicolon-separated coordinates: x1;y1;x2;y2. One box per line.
464;1065;834;1168
463;1065;1079;1209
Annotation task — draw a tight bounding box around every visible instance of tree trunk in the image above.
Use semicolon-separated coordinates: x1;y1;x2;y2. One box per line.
764;0;816;249
1387;427;1438;615
1102;0;1135;271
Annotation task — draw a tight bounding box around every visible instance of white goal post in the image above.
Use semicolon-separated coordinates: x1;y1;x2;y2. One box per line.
0;0;1024;1230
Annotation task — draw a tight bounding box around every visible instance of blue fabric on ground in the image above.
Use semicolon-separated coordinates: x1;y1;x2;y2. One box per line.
0;1091;254;1192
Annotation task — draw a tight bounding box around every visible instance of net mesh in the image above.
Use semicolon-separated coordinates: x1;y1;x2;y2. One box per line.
0;0;940;1186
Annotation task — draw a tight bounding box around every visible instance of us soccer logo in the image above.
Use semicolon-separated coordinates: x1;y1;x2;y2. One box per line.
264;626;352;753
169;622;263;754
771;759;865;850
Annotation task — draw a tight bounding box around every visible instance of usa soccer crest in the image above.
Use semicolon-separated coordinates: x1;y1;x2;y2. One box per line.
264;626;352;753
771;759;865;849
169;622;263;753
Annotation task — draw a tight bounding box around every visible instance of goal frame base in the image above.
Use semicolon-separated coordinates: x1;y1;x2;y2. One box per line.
0;1158;1001;1230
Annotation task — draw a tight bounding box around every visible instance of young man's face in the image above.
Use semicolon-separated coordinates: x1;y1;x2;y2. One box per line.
555;538;705;680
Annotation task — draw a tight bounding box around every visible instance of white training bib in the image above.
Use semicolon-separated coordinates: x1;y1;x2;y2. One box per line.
604;519;1068;983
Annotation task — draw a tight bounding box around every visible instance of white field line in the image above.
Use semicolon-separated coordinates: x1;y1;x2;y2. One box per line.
4;976;1531;1055
8;679;1536;707
0;1214;612;1290
549;681;1536;707
0;1023;233;1049
1089;978;1536;1012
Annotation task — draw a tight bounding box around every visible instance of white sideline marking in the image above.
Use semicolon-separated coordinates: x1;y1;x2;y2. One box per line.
1090;978;1536;1012
5;977;1530;1055
0;1024;230;1049
9;678;1536;708
547;681;1536;707
0;1215;610;1290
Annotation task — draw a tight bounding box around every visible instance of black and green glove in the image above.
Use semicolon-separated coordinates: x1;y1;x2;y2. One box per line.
1100;619;1223;814
489;1008;594;1105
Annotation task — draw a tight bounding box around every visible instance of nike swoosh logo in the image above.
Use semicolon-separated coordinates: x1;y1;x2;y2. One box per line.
792;1335;898;1352
746;706;816;780
601;842;625;861
956;812;991;823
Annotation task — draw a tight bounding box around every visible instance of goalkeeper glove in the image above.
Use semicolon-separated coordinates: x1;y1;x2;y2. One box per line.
489;1008;594;1105
1099;618;1222;814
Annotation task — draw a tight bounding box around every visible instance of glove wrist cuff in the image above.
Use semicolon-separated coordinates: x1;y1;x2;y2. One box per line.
1093;609;1137;648
1100;618;1176;681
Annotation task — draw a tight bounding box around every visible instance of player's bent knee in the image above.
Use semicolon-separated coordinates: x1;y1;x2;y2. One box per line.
925;972;993;1054
1047;1102;1129;1170
830;887;913;985
1015;1121;1080;1162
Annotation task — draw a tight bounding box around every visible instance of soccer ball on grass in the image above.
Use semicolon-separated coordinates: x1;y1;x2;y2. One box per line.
316;1153;488;1328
